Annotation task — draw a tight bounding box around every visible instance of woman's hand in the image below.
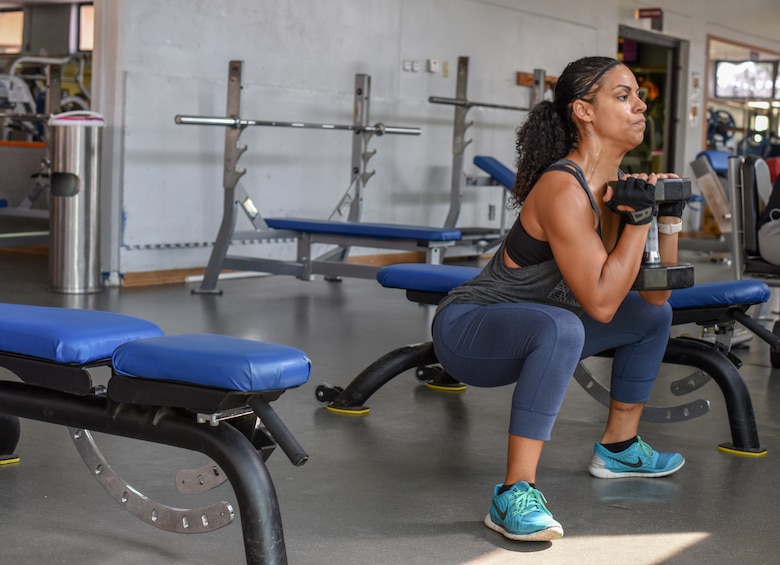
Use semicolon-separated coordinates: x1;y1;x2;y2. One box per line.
603;173;657;224
653;172;685;221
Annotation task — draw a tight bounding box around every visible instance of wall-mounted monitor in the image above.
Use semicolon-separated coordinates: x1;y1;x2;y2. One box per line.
714;60;777;99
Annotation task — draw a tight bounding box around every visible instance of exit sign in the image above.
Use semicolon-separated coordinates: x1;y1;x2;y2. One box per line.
635;7;663;30
635;7;663;19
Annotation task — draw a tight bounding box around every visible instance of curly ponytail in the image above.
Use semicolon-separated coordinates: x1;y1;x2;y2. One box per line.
510;56;623;207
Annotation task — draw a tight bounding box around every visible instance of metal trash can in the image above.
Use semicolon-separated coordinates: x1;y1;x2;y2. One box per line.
48;111;105;293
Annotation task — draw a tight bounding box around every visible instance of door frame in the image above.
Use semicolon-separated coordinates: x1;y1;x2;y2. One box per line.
619;25;688;173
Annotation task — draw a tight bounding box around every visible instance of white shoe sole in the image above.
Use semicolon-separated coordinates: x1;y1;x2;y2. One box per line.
589;455;686;478
484;514;564;541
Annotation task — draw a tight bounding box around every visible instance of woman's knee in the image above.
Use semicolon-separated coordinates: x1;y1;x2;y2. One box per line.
623;292;672;331
530;307;585;357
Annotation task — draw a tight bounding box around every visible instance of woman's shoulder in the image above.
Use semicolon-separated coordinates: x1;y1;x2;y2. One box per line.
536;162;588;194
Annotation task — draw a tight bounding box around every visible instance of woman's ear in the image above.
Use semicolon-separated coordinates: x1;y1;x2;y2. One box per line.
571;99;594;123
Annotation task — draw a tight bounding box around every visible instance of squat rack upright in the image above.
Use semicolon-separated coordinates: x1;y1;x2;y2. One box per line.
429;56;547;255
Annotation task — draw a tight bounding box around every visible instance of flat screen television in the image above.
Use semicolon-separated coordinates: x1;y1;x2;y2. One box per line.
714;60;777;99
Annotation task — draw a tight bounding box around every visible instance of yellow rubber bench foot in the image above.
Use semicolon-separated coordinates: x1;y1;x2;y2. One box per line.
717;443;767;457
0;454;20;465
426;382;467;392
326;405;370;416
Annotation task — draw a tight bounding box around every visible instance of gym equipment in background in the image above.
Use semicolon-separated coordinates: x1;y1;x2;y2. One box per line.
177;60;462;295
706;107;736;150
0;65;65;248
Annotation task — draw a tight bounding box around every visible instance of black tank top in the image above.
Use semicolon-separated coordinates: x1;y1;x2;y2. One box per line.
505;160;600;266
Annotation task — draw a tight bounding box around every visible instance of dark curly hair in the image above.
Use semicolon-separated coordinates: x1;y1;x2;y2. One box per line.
510;56;623;207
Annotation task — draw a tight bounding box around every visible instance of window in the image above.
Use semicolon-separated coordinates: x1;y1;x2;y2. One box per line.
0;10;23;54
78;4;94;52
714;60;778;99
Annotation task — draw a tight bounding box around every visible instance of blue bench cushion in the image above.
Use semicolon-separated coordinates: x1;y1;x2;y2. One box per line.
377;263;770;309
0;303;164;364
265;217;461;242
668;280;770;309
378;263;480;293
112;334;311;392
473;155;516;191
696;150;731;175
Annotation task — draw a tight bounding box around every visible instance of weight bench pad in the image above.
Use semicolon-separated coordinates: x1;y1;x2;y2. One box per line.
697;150;731;175
376;263;770;309
377;263;480;293
473;155;516;191
0;303;164;364
265;217;462;242
668;280;769;309
112;334;311;392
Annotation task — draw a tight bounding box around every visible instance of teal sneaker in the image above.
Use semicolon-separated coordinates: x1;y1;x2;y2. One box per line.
484;481;564;541
589;436;685;478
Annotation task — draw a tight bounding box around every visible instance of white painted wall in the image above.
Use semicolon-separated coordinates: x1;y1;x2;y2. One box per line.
90;0;780;278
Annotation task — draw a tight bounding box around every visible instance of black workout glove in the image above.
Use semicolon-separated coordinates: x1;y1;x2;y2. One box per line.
658;199;686;219
605;177;657;225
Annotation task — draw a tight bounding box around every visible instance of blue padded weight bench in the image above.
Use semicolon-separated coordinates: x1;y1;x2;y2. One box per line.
0;303;311;565
263;218;461;279
317;263;780;457
196;216;462;294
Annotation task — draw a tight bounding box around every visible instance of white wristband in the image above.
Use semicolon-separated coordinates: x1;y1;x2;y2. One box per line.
658;221;683;235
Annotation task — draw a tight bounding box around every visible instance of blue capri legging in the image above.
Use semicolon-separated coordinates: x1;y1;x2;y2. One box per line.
431;292;672;441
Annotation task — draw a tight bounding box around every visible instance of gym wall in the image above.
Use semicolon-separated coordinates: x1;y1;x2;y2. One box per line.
91;0;780;279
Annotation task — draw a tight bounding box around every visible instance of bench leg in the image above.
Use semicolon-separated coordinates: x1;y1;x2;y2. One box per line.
323;342;438;414
664;338;766;456
0;413;20;462
0;381;289;565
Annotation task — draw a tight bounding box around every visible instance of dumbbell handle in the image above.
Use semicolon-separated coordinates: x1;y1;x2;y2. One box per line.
607;178;690;267
643;178;691;266
644;217;661;265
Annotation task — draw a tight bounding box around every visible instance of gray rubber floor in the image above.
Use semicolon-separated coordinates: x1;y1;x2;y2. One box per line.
0;249;777;565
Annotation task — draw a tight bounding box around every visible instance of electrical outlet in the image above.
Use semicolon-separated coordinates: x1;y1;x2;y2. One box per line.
402;60;412;72
427;59;439;73
411;61;420;73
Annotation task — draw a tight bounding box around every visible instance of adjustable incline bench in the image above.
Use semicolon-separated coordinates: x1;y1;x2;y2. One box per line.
316;263;780;457
472;155;516;192
0;303;311;565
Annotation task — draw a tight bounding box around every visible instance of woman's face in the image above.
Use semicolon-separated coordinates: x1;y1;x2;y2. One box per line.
590;65;648;150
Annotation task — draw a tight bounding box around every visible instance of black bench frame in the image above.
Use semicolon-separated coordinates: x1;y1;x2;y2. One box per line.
318;287;772;456
0;350;304;565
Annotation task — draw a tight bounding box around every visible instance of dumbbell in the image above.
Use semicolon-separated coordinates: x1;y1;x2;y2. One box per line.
609;178;695;290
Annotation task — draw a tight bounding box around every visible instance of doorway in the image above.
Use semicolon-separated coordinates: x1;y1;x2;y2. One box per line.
617;25;684;174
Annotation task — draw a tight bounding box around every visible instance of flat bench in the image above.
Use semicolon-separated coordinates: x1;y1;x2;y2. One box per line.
196;217;463;293
0;303;310;565
316;263;780;456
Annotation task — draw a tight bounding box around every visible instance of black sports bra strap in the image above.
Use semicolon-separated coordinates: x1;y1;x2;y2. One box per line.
544;159;602;236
